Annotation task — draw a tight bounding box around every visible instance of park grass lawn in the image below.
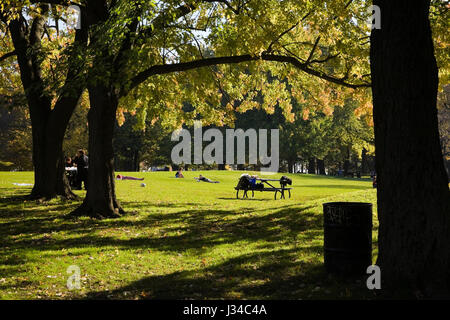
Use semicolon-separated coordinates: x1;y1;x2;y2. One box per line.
0;171;378;300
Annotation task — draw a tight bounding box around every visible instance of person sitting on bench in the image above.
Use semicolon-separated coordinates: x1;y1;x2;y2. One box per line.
195;174;219;183
249;175;257;188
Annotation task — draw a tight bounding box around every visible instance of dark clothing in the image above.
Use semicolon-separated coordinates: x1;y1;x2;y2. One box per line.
74;155;89;190
74;155;88;169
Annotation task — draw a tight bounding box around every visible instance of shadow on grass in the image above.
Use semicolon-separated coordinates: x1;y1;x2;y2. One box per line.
0;195;377;299
296;185;372;190
3;204;318;253
84;246;374;300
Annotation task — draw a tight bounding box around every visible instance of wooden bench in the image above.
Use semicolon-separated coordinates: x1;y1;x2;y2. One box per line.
235;178;292;200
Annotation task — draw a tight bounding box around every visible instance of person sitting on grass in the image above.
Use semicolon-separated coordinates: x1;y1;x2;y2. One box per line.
116;174;144;181
175;168;184;178
194;174;219;183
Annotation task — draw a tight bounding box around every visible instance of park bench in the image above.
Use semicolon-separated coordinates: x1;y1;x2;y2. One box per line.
235;175;292;200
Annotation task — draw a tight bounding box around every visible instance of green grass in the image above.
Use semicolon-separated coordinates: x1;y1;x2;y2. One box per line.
0;170;378;300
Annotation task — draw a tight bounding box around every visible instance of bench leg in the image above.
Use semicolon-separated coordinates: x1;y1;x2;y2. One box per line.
280;190;285;199
244;190;248;198
288;189;291;198
274;190;277;200
236;190;240;199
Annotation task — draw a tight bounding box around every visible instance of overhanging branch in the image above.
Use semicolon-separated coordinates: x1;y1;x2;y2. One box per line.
125;52;371;96
0;51;16;63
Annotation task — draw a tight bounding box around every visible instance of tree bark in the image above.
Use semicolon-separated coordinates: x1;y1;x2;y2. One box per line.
308;158;316;174
361;148;368;174
317;159;326;175
8;14;82;200
70;85;124;219
31;123;76;200
371;0;450;297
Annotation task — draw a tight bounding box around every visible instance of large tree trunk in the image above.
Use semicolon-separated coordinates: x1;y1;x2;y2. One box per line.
31;124;75;200
9;15;78;200
70;85;124;219
371;0;450;297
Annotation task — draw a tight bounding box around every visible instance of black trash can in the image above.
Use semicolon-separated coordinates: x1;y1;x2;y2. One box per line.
323;202;372;275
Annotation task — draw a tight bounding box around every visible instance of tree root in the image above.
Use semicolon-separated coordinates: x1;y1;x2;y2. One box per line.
66;203;126;220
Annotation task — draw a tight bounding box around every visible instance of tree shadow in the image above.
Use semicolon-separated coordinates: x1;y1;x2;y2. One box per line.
84;247;374;300
1;194;378;299
296;185;372;190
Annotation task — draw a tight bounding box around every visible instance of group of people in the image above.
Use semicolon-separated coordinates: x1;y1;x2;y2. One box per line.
175;168;219;183
65;149;89;190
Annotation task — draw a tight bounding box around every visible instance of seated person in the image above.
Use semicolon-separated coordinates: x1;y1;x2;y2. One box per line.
195;174;219;183
65;157;73;168
249;175;258;188
175;169;184;178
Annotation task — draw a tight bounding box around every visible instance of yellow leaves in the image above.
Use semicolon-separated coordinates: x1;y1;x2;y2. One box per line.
302;107;314;120
116;108;126;127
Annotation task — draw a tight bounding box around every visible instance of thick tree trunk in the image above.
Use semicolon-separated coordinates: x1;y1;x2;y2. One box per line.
8;9;88;200
9;16;77;200
371;0;450;297
31;130;75;200
317;159;326;175
70;85;124;219
308;158;316;174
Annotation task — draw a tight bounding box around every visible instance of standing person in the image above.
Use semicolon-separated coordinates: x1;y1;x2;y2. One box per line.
74;149;89;190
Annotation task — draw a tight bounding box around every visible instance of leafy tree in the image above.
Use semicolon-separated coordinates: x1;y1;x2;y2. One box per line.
1;1;88;199
113;112;173;171
66;0;370;218
0;96;32;170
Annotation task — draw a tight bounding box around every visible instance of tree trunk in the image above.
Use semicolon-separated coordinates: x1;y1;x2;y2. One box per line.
31;127;75;200
134;150;139;172
343;146;351;175
291;160;296;173
371;0;450;297
9;16;78;200
317;159;326;175
308;158;316;174
70;85;124;219
361;148;368;174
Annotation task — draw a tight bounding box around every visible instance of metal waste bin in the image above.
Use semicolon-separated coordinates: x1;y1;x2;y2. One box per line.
323;202;372;275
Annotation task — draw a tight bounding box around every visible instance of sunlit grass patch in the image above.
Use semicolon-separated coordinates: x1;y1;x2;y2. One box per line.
0;171;377;300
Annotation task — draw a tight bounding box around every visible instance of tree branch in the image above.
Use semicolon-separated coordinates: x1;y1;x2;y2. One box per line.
125;52;371;96
0;51;16;63
305;36;321;64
